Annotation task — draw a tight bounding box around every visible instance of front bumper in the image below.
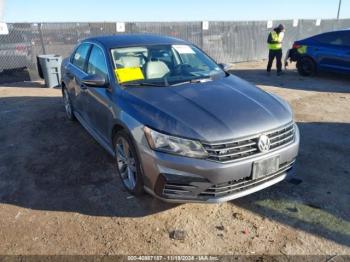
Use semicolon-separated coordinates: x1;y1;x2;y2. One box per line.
138;124;300;203
285;48;301;67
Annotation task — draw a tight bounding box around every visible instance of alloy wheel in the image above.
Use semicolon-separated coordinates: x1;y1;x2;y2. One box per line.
63;89;72;119
302;61;312;75
116;136;137;190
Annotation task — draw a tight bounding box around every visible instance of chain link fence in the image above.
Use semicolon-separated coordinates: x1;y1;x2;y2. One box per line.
0;19;350;82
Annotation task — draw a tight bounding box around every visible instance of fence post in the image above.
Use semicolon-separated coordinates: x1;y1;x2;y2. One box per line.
38;23;46;54
200;22;204;50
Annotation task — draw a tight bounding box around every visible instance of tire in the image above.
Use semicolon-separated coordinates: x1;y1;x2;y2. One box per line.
297;57;316;76
62;88;76;121
114;130;144;195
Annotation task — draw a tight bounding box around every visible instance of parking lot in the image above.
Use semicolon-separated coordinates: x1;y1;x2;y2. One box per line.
0;60;349;255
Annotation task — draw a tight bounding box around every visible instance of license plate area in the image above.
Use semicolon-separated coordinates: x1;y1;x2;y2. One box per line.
252;156;280;179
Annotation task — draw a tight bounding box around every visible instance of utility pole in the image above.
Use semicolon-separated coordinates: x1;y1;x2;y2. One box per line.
337;0;342;20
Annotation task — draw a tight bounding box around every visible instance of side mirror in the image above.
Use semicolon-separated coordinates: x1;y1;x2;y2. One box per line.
218;63;231;72
81;74;108;87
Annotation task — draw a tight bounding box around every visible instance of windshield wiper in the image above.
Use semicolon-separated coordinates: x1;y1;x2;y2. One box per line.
190;77;213;83
122;82;167;87
171;76;213;86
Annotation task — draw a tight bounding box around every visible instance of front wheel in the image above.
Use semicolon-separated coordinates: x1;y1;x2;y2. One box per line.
114;130;144;195
297;57;316;76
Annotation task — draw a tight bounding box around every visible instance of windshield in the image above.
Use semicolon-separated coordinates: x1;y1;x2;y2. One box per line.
110;44;225;86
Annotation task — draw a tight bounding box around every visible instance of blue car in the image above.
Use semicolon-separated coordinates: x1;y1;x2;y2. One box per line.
286;29;350;76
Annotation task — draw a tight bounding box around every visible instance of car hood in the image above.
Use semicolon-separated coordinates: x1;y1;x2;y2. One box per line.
120;75;293;142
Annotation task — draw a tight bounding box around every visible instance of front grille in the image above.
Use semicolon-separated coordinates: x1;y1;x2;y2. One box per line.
199;160;295;198
203;122;295;163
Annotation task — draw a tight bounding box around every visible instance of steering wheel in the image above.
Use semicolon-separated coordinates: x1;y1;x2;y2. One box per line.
173;64;193;76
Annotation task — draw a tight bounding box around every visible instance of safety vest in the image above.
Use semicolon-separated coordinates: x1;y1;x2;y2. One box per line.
268;31;284;50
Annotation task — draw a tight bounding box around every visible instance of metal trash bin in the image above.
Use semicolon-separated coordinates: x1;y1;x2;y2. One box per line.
37;54;62;88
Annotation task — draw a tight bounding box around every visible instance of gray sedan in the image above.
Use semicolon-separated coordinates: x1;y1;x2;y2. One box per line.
61;34;299;203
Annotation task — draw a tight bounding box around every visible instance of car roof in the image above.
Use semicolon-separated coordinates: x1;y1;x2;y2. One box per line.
334;28;350;32
299;29;350;42
317;29;350;35
82;34;191;48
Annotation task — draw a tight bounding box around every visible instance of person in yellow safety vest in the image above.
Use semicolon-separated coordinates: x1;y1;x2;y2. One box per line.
267;24;285;76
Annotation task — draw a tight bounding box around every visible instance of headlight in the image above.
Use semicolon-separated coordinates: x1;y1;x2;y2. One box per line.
144;126;208;158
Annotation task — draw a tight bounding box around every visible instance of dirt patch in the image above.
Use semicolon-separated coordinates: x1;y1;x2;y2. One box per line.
0;61;349;255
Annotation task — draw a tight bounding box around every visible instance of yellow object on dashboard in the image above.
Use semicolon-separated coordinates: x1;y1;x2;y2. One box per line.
115;67;144;83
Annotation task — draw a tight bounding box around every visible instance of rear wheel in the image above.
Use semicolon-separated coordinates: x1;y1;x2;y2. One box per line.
297;57;316;76
114;130;144;195
62;88;75;121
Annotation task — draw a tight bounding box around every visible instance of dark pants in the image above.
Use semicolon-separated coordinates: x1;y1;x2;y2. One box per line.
267;49;282;73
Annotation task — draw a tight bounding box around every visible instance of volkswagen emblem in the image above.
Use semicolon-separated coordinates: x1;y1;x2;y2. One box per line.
258;135;271;153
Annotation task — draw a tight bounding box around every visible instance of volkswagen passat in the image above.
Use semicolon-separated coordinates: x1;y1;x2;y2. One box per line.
61;34;299;203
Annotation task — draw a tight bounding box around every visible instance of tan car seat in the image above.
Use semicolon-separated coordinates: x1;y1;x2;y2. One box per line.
119;56;143;68
145;61;170;79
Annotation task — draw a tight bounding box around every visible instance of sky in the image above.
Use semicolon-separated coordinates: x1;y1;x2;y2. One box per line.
2;0;350;22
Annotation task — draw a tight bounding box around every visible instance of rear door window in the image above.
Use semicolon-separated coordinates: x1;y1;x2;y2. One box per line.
315;32;349;46
339;32;350;47
71;43;91;71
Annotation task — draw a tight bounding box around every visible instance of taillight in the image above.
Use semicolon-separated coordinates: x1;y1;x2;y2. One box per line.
292;43;301;49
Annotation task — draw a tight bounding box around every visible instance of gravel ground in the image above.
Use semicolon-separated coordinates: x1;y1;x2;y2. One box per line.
0;60;349;256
